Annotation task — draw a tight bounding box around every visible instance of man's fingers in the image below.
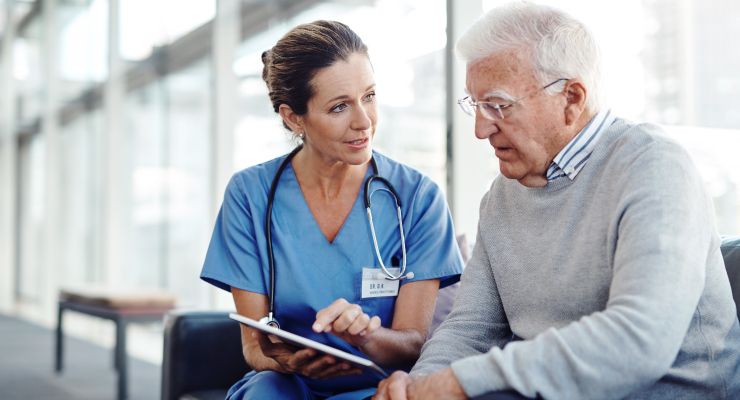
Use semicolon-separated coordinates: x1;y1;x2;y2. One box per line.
313;298;350;332
374;378;390;400
388;380;409;400
387;371;410;400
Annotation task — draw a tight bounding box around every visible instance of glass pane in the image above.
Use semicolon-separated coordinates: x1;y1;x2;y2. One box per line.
0;4;5;35
351;0;448;185
663;126;740;235
164;59;212;307
58;111;103;286
125;82;166;287
232;15;294;170
233;0;447;186
0;143;5;238
122;58;212;295
16;134;45;302
119;0;215;61
475;0;740;234
58;0;109;104
14;19;44;125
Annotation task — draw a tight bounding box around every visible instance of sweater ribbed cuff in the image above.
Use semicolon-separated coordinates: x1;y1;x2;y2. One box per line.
450;352;507;397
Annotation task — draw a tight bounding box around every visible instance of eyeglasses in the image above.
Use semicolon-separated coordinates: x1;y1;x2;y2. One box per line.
457;78;569;121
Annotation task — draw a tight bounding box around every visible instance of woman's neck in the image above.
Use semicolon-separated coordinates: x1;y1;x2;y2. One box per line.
291;147;369;201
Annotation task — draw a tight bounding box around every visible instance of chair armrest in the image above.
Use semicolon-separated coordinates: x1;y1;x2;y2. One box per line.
161;311;250;400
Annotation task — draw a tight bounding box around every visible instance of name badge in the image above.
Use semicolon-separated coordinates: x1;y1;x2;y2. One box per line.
361;267;400;298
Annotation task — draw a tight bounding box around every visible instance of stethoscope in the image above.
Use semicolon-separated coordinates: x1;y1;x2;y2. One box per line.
260;145;414;328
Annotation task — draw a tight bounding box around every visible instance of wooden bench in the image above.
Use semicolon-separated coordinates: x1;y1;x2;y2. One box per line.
55;288;176;400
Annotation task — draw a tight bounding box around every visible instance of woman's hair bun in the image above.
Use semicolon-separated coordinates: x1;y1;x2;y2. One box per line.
261;50;272;85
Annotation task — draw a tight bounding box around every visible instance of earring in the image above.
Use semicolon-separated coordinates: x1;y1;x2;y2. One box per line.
298;131;305;140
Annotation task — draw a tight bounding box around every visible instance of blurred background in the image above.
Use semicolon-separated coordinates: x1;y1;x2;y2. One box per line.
0;0;738;398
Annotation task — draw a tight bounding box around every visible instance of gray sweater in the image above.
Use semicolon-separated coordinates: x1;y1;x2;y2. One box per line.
413;119;740;399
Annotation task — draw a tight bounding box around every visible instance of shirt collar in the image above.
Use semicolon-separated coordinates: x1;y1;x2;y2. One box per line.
546;109;615;181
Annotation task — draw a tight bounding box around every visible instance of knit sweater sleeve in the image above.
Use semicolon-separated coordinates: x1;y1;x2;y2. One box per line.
449;134;716;399
411;191;513;376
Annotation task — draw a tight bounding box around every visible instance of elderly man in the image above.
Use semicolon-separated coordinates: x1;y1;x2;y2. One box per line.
374;2;740;400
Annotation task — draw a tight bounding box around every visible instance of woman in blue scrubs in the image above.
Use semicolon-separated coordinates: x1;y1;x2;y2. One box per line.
201;20;463;399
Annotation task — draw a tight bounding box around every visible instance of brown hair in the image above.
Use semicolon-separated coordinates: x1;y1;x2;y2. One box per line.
261;20;369;131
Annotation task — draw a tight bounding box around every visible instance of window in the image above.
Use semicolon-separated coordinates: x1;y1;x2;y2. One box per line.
119;0;215;61
16;134;45;303
233;0;448;186
471;0;740;235
59;111;103;286
58;0;108;104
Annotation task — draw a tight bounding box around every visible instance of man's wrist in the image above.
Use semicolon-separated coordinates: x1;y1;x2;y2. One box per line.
439;367;466;397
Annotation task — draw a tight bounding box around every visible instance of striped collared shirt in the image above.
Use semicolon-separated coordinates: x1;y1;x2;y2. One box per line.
546;109;616;181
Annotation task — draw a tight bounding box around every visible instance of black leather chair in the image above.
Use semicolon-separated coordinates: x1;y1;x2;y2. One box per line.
161;237;740;400
161;311;250;400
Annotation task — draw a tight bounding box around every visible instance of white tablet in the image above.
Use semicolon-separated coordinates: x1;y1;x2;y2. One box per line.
228;313;388;378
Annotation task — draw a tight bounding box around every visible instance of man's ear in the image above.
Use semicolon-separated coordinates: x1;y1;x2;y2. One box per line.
278;104;304;134
563;80;588;126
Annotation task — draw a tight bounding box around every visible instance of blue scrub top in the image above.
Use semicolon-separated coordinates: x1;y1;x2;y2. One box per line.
201;150;463;395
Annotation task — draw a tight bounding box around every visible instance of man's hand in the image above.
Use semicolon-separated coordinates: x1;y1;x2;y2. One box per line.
373;368;467;400
374;371;413;400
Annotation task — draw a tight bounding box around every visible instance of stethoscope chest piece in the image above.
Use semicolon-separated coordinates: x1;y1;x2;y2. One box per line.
259;313;280;329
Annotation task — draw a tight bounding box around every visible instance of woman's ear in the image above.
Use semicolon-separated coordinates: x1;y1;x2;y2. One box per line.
278;104;304;134
563;80;588;126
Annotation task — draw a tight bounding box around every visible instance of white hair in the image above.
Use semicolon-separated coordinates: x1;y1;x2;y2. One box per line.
456;1;602;111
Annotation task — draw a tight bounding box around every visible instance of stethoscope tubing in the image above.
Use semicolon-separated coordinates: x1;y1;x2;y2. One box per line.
264;146;302;327
366;205;409;281
264;145;409;327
